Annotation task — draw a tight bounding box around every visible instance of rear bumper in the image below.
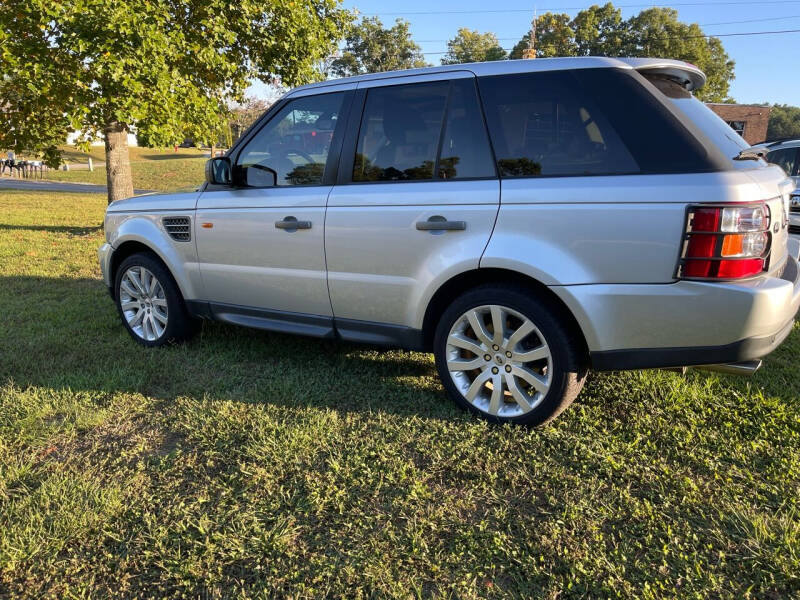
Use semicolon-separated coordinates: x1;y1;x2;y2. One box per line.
552;243;800;371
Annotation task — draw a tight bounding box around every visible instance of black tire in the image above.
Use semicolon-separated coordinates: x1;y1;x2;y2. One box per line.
114;252;198;347
433;284;587;426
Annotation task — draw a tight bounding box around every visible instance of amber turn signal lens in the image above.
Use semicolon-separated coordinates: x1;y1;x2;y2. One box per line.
201;222;213;229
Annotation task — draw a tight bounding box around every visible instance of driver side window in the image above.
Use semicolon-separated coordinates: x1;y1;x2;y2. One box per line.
237;92;345;186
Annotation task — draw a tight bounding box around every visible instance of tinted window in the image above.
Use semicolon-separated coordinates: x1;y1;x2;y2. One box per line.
238;92;344;186
479;71;638;177
768;148;798;175
353;82;449;182
479;69;723;177
438;79;496;179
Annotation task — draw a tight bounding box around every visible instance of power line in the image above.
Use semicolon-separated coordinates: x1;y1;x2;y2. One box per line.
416;27;800;55
363;1;800;17
413;14;800;43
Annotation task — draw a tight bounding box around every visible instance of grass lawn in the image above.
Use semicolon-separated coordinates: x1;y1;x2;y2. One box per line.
1;190;799;598
42;154;207;192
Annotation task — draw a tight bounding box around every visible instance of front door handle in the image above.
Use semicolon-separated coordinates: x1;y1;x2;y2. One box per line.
415;216;467;231
275;216;312;231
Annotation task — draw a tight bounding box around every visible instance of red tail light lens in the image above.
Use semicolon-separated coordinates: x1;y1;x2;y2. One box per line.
678;203;770;280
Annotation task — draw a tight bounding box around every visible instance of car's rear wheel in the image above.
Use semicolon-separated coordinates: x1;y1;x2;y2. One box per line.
115;252;197;346
434;284;587;426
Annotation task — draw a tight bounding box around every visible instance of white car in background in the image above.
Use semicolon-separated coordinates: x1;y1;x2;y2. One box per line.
758;139;800;236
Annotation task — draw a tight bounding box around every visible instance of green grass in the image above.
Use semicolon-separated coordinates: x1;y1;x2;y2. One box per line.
1;190;799;598
43;156;206;192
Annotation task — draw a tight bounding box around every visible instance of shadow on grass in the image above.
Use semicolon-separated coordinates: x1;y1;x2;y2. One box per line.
0;223;103;235
1;274;457;421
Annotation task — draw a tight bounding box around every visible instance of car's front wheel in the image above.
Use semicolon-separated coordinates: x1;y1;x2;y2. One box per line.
434;284;587;426
114;252;197;346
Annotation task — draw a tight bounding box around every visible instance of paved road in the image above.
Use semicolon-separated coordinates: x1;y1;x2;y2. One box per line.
0;178;153;195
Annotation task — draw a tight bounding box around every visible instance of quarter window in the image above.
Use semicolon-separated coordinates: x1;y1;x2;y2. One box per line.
237;92;344;186
478;71;638;177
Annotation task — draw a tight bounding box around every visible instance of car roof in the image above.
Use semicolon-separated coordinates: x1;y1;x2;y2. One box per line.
286;56;706;96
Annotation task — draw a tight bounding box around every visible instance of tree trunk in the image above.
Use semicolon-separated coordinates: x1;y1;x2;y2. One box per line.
104;122;134;204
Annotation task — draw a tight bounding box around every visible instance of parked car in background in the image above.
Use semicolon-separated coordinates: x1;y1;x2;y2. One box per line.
98;57;800;426
756;139;800;236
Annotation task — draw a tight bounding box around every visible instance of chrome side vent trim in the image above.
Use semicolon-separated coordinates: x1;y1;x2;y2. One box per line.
163;217;191;242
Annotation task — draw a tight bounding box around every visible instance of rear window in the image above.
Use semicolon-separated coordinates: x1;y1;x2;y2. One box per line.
645;75;750;159
478;68;722;178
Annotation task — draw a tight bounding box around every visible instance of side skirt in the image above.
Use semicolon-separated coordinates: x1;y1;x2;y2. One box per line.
185;300;425;350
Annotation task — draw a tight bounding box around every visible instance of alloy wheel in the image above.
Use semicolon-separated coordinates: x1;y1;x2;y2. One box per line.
445;304;552;418
119;266;169;342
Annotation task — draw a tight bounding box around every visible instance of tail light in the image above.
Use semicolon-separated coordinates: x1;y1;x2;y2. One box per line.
678;203;770;280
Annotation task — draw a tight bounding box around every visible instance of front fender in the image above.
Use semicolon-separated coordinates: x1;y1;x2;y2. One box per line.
106;213;202;300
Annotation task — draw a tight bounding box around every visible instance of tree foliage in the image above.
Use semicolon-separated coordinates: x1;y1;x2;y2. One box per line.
509;3;734;101
766;104;800;141
441;28;507;65
0;0;351;200
330;17;428;77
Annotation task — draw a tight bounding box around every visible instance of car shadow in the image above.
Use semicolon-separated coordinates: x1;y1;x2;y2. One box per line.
0;274;460;422
0;223;103;235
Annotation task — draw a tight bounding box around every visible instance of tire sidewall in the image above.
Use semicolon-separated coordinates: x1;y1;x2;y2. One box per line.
114;253;186;347
434;286;581;426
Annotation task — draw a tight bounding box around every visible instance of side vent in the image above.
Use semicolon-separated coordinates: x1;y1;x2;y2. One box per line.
163;217;191;242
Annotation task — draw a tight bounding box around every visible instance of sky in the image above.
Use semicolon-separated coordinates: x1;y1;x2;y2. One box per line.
252;0;800;106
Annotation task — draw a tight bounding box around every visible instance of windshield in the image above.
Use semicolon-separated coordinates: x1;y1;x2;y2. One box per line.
645;76;750;159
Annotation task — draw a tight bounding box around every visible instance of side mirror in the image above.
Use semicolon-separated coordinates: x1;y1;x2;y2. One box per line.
240;164;278;188
205;156;278;188
205;157;231;185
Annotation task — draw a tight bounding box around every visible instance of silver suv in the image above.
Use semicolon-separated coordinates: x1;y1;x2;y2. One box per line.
99;57;800;425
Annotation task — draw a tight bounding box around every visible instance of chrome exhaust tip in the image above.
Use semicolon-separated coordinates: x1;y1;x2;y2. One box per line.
695;360;762;376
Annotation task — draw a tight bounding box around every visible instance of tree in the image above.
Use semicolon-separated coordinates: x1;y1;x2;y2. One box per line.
442;28;507;64
509;3;735;101
767;104;800;140
0;0;351;203
623;8;734;101
330;17;428;77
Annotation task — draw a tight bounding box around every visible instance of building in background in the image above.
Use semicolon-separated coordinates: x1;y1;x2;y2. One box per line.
706;103;771;145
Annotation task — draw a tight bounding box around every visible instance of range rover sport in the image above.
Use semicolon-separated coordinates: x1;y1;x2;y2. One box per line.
99;57;800;425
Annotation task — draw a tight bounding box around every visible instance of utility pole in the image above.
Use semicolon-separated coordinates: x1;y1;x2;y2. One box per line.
522;8;537;59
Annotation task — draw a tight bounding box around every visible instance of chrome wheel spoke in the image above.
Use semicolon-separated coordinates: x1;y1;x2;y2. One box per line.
466;309;494;347
152;297;168;308
447;356;485;371
465;369;492;402
448;333;485;356
120;279;139;299
514;345;549;363
507;319;535;349
488;374;504;415
490;305;505;345
152;308;168;325
506;374;534;412
120;301;139;312
511;365;549;395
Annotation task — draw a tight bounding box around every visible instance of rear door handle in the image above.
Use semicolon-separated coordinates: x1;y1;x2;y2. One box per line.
275;216;312;231
415;216;466;231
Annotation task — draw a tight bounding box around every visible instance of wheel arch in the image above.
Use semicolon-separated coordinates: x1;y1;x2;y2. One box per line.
420;268;590;359
110;239;189;302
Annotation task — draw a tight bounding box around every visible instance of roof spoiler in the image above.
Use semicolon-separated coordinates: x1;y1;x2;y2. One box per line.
617;58;707;92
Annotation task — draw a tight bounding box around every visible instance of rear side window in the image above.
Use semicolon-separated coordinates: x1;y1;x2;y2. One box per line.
478;68;721;177
352;79;495;182
767;148;798;176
